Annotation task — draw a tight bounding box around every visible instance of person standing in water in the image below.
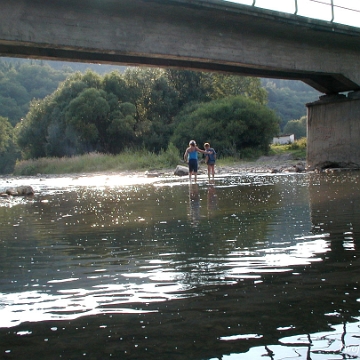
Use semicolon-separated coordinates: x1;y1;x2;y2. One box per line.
184;140;206;183
204;142;216;181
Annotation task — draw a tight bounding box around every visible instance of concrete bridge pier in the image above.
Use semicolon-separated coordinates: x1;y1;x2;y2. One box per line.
306;91;360;170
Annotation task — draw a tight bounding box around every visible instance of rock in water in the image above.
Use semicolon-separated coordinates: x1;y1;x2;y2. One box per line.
6;186;34;196
174;165;189;176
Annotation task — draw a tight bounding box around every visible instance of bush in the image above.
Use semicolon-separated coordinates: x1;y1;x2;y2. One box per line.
171;95;280;156
290;137;306;149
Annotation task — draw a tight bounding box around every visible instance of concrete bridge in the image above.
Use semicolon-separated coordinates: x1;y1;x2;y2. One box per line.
1;0;360;168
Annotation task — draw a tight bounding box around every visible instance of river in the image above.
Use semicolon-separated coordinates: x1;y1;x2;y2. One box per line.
0;171;359;359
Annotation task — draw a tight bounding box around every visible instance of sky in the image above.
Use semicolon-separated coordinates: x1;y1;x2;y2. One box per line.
225;0;360;27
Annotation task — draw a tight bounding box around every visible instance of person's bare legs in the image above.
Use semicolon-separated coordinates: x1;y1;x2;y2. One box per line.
208;164;215;180
189;170;197;183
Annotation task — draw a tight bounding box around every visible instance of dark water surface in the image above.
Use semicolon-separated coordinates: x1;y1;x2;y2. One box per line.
0;172;359;359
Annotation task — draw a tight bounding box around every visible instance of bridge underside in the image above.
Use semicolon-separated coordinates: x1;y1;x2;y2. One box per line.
0;41;358;95
1;0;360;94
2;0;360;168
307;93;360;169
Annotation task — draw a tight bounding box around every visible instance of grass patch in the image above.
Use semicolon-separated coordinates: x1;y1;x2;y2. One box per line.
13;140;306;176
215;156;252;167
269;138;306;159
14;143;181;176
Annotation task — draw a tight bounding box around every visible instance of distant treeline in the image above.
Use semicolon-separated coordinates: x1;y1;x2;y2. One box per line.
15;68;276;158
0;58;319;128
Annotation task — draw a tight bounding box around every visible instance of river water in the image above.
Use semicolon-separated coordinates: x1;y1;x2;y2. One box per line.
0;171;359;360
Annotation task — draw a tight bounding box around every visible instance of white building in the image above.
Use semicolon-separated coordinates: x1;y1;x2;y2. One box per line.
272;134;295;145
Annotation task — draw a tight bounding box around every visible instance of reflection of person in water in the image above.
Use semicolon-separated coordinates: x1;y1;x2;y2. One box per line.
207;184;218;217
188;184;201;227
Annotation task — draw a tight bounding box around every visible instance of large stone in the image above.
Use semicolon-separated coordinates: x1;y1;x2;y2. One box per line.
174;165;189;177
295;163;305;172
6;186;34;196
5;188;16;196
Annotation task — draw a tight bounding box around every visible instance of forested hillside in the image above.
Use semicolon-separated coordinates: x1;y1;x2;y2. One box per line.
0;60;71;126
1;57;125;74
16;68;275;159
1;57;319;129
0;57;316;173
262;79;319;130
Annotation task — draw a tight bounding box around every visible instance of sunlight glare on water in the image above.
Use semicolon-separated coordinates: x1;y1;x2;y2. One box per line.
0;171;360;359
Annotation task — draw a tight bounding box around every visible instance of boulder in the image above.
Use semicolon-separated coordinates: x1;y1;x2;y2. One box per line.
174;165;189;176
5;187;17;196
6;186;34;196
271;167;281;173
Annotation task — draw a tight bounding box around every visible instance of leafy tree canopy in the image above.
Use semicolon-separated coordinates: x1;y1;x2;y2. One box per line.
0;60;70;126
17;70;142;158
0;116;12;153
17;68;269;160
171;95;280;157
283;115;307;140
0;116;20;173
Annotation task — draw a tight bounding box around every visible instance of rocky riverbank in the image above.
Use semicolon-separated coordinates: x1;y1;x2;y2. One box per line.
147;153;306;178
0;153;305;198
208;153;306;174
2;153;360;200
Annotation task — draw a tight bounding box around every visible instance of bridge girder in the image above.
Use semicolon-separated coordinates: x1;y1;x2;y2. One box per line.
1;0;360;94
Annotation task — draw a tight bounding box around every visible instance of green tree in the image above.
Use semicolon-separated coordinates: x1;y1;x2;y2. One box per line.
205;74;268;105
283;115;307;139
17;70;140;158
0;116;12;153
121;68;270;153
0;96;23;125
122;68;183;152
16;97;52;159
122;67;164;139
165;69;211;107
171;96;280;156
0;60;69;126
102;71;129;100
65;88;110;153
142;76;180;152
15;67;273;160
107;102;137;153
0;116;20;173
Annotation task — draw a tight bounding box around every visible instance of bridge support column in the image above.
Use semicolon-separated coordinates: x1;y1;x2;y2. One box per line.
306;91;360;169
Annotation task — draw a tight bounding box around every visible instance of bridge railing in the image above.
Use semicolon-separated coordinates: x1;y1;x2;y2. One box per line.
242;0;360;26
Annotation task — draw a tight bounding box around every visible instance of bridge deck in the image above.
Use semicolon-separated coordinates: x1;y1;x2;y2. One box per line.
1;0;360;93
